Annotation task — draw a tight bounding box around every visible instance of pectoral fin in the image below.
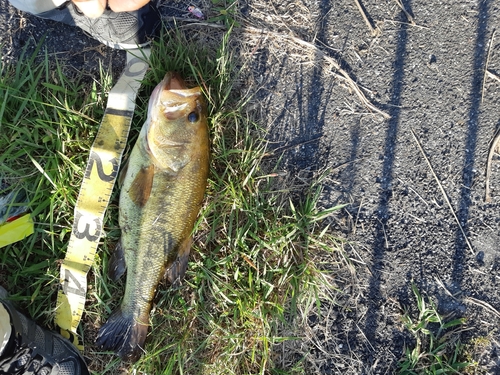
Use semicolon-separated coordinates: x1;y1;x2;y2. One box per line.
128;165;154;207
165;236;192;287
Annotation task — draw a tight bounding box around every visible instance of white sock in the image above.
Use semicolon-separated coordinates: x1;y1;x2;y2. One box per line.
8;0;68;15
0;303;12;356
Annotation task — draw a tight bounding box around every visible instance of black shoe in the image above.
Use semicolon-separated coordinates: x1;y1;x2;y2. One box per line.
0;300;89;375
36;1;162;50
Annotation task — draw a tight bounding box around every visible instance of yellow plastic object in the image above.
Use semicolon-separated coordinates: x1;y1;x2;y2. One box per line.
0;214;34;248
55;49;150;349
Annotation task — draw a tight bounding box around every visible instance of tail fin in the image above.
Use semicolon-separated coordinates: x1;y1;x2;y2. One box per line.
96;307;149;362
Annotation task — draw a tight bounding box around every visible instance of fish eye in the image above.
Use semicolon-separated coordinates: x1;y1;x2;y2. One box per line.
188;111;199;123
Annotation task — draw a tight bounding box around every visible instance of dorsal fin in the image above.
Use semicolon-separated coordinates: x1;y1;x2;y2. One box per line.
108;239;126;281
117;157;129;188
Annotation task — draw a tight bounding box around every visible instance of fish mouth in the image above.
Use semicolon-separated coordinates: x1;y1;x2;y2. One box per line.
148;72;187;118
163;72;187;91
162;72;201;98
147;72;202;124
149;72;200;111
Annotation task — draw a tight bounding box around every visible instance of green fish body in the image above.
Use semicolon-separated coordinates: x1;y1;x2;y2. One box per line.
96;72;209;361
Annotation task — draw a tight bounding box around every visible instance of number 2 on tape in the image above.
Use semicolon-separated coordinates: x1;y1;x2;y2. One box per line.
55;50;150;348
86;151;119;182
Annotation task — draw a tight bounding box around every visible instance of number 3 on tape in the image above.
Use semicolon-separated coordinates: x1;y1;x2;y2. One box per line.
55;49;151;349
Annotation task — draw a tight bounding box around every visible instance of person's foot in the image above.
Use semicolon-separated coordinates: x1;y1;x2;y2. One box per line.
37;1;162;50
0;299;89;375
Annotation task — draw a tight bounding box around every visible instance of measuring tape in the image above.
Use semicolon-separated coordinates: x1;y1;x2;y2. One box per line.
55;49;150;348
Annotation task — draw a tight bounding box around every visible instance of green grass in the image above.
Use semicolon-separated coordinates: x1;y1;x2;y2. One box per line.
209;0;241;26
398;284;477;375
0;41;107;319
0;27;343;374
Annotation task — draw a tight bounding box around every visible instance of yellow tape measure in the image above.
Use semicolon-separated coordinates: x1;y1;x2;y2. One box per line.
55;49;150;348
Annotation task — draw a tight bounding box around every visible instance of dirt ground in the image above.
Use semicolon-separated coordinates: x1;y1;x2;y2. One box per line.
1;0;499;374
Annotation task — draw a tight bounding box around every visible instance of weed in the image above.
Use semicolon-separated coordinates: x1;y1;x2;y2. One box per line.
209;0;241;27
398;284;476;375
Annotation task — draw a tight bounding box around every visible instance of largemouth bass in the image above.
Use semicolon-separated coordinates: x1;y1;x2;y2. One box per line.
96;72;209;361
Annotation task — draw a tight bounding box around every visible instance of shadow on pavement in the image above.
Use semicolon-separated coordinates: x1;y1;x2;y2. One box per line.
362;0;410;354
453;0;490;285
